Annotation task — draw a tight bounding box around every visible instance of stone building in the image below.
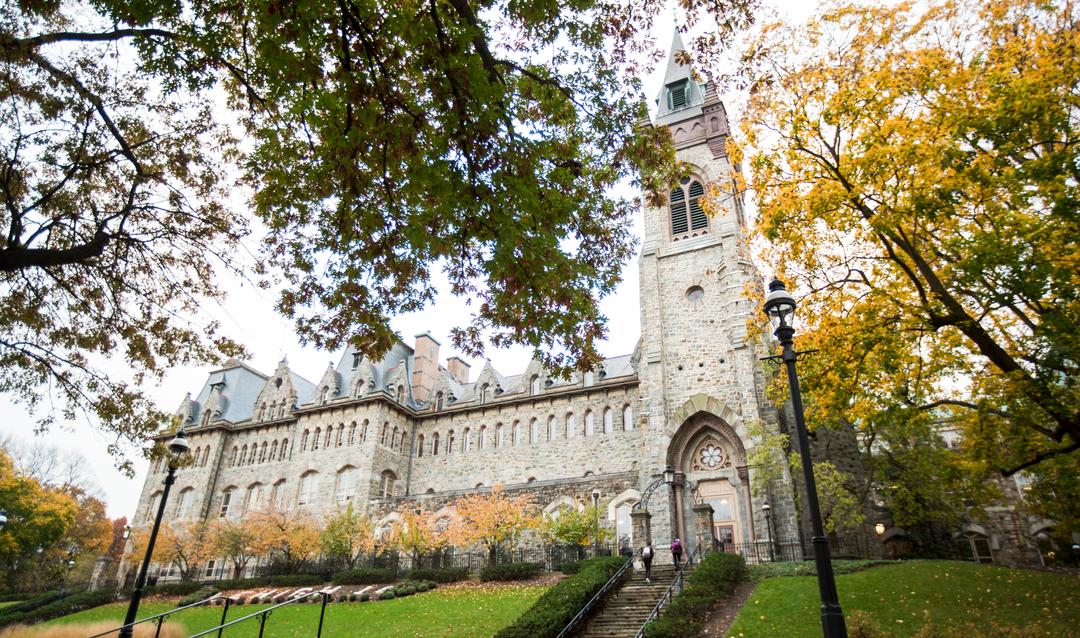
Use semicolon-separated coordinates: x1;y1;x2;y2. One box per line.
129;33;1055;577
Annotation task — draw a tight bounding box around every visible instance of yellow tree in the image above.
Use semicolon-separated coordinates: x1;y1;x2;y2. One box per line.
449;484;535;566
386;508;446;567
320;502;376;570
534;505;612;547
740;0;1080;525
129;520;217;582
211;518;261;578
249;502;322;575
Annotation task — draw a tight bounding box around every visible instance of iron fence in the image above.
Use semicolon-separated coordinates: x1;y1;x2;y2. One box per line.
716;536;864;566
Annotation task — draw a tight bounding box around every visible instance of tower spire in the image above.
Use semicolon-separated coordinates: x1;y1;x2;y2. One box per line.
654;30;705;124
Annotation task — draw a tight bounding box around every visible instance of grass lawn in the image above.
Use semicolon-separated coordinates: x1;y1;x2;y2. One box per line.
38;587;545;638
726;561;1080;638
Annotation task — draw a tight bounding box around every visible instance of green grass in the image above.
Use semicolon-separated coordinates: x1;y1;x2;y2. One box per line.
726;561;1080;638
40;587;545;638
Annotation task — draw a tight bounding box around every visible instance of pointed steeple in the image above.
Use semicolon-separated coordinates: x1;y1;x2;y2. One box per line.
655;30;706;125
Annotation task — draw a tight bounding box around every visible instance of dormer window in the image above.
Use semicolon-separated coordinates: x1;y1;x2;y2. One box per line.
352;353;361;369
667;79;690;110
670;176;708;239
210;382;224;394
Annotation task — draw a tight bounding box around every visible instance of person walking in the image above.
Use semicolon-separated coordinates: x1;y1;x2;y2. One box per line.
641;542;654;582
671;538;682;567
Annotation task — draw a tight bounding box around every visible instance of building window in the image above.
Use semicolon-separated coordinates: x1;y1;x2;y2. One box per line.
397;386;405;402
270;481;284;505
513;421;522;445
480;385;489;404
667;78;689;110
362;420;369;443
298;473;319;506
530;419;538;443
202;447;211;467
584;371;594;387
229;448;238;467
464;428;472;451
616;503;634;551
270;440;279;462
391;426;399;450
349;422;357;445
480;426;487;449
435;393;444;411
956;531;994;564
239;445;248;465
204;560;216;579
433;432;440;455
194;447;201;464
604;408;613;434
147;493;161;522
281;439;289;459
313;428;321;451
567;414;576;438
624;405;633;430
585;411;595;436
301;430;310;452
380;471;397;498
448;430;455;453
530;376;541;395
336;468;358;501
670;176;708;239
417;434;425;458
549;416;556;440
325;428;333;449
245;484;262;513
497;424;505;447
175;489;194;520
258;442;267;464
219;491;233;518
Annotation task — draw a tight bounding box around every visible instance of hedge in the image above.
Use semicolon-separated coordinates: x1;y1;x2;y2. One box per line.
0;592;62;618
560;559;594;575
0;592;55;604
480;562;543;582
120;582;204;598
745;559;891;581
642;552;745;638
177;587;219;608
205;578;267;591
404;568;469;583
0;588;117;628
269;575;325;587
494;556;628;638
332;568;396;586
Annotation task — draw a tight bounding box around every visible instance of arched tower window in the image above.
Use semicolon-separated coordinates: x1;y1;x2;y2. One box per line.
433;432;440;455
549;416;557;440
270;440;279;462
670;176;708;239
417;434;425;458
604;408;613;434
530;418;539;443
313;428;321;451
448;430;456;453
624;405;634;430
464;427;472;451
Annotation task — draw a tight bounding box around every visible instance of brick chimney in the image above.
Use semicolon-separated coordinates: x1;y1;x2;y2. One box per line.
446;356;471;385
411;332;440;403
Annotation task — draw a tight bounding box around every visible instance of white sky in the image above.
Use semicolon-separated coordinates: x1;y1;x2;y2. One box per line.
0;0;816;521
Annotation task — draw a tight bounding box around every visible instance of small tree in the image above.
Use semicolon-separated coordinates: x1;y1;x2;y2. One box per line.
386;509;446;569
320;502;376;570
130;520;216;582
449;484;535;567
535;505;612;547
212;518;261;578
249;502;322;575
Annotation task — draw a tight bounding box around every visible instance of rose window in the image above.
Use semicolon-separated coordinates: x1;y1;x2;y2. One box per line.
700;444;726;468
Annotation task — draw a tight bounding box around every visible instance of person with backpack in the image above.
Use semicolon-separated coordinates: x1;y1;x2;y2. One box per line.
671;538;682;567
641;542;654;582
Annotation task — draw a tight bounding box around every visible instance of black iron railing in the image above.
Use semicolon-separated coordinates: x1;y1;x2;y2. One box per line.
555;551;639;638
633;546;701;638
715;536;863;565
186;588;340;638
86;593;223;638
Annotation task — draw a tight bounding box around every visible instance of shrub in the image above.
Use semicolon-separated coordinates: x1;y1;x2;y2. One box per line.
643;553;745;638
0;588;118;628
0;593;62;619
348;593;357;602
269;575;324;587
404;568;469;583
0;592;54;604
494;556;628;638
332;568;396;586
359;593;370;602
406;586;416;595
481;562;543;582
208;578;267;591
417;583;428;593
560;559;591;575
177;587;218;608
379;591;395;600
745;559;891;582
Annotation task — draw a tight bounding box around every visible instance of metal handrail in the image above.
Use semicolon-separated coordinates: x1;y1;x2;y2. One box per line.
632;546;702;638
85;594;224;638
186;589;336;638
1;582;91;616
554;550;640;638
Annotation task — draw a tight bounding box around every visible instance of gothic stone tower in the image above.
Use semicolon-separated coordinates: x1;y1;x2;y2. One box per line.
636;32;798;551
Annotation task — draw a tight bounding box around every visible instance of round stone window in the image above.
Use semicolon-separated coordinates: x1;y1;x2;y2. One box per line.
686;285;705;304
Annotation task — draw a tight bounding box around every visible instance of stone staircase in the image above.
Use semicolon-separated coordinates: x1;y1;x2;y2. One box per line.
580;562;692;638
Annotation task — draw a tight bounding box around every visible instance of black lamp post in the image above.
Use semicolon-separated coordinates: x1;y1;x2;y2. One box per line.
592;490;602;557
763;278;847;638
118;429;189;638
61;558;76;599
762;501;776;562
0;509;7;532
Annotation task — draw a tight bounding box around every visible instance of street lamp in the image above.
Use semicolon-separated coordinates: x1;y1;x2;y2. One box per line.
61;558;76;599
763;278;847;638
118;429;189;638
0;509;7;531
875;523;885;536
761;501;776;562
592;490;602;557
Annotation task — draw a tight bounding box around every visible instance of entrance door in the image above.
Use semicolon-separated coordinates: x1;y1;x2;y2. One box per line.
698;480;740;545
715;525;735;551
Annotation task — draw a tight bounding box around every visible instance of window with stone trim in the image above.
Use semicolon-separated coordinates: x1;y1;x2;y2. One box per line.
669;176;708;239
464;427;472;451
530;376;541;395
249;444;257;465
434;392;444;411
325;428;333;449
229;447;238;467
194;447;201;464
623;405;633;430
497;424;505;447
391;426;399;449
202;446;211;467
604;408;613;434
270;440;279;462
298;473;319;506
349;422;357;445
337;425;344;447
433;432;440;455
336;468;358;501
175;488;195;520
479;426;487;449
362;420;369;443
381;422;389;446
240;445;248;465
530;418;539;443
281;439;289;459
302;430;310;452
567;413;576;438
270;480;285;505
549;416;557;440
380;471;397;498
448;430;455;453
313;428;321;451
513;421;522;445
417;434;425;458
259;442;268;463
585;411;595;436
245;484;262;513
147;492;161;522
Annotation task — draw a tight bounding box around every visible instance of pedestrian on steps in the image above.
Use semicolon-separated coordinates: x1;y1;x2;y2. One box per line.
671;538;682;567
642;542;654;582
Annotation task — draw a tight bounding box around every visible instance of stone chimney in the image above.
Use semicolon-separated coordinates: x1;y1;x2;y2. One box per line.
446;356;471;385
411;332;441;403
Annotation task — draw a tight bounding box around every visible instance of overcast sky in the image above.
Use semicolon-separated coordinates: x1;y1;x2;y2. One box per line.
0;0;817;521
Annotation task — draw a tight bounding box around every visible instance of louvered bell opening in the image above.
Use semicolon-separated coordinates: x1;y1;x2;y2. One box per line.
671;203;688;235
689;181;707;230
668;80;689;110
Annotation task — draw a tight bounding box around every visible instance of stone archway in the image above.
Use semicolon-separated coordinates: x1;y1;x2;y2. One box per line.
657;394;755;546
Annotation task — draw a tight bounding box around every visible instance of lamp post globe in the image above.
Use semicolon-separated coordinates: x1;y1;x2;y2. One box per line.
875;523;886;535
762;278;846;638
663;465;676;485
761;501;776;562
123;525;132;540
0;509;7;532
